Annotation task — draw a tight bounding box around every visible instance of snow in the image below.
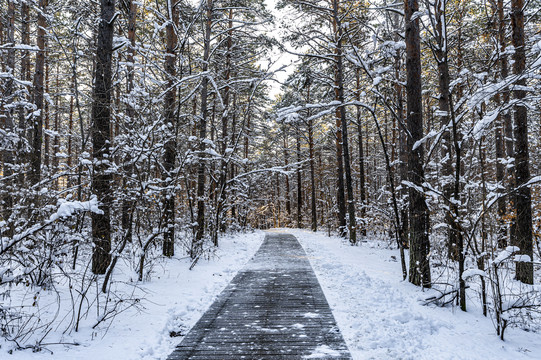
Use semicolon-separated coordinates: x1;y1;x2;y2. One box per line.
286;229;541;360
531;41;541;69
3;229;540;359
473;110;498;140
462;268;487;279
304;344;342;358
514;255;532;263
494;246;521;265
11;44;40;51
49;196;103;222
533;40;541;53
1;231;265;360
413;129;438;151
526;175;541;187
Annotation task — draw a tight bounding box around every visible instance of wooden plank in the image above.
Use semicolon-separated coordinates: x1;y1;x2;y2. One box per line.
167;233;352;359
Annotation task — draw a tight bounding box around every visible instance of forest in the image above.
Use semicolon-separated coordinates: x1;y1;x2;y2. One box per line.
1;0;541;356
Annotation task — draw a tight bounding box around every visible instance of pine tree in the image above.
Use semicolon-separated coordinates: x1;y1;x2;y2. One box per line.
162;0;179;257
404;0;431;288
91;0;116;274
510;0;533;284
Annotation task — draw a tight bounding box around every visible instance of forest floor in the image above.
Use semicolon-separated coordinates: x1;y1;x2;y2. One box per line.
2;229;541;359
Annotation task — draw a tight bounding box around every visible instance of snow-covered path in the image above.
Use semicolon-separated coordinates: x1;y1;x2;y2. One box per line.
167;233;351;359
3;229;540;359
289;229;541;360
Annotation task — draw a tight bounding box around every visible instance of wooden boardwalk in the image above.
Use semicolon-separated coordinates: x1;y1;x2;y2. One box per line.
167;233;352;360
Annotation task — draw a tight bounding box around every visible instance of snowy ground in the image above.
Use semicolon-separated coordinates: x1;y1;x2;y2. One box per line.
3;228;540;359
288;228;541;360
1;231;265;360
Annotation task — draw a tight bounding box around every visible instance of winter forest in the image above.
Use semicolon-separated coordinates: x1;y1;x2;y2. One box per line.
1;0;541;358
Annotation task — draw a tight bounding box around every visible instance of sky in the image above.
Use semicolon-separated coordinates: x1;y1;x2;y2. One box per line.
263;0;297;100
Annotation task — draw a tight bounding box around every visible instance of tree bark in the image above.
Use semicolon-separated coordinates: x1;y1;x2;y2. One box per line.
307;82;317;232
284;134;291;219
121;0;137;244
296;130;303;228
44;59;50;171
510;0;533;284
432;0;456;261
213;8;233;247
491;0;507;249
404;0;431;288
497;0;516;245
494;106;507;249
91;0;116;274
17;1;30;187
1;0;15;236
29;0;48;188
194;0;213;257
494;0;513;248
394;45;408;248
332;0;356;243
68;94;74;186
355;69;367;236
162;0;178;257
53;63;60;186
275;172;281;227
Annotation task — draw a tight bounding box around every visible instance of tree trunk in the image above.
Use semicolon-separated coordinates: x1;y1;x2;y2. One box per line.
296;130;303;228
498;0;516;245
510;0;533;284
478;136;488;316
355;69;367;236
53;63;60;186
431;0;465;309
333;78;346;235
91;0;116;274
44;59;50;172
213;8;233;247
284;135;291;219
492;0;507;249
404;0;431;288
494;0;512;248
17;1;30;187
332;0;355;242
494;99;507;249
394;45;408;248
194;0;213;257
307;83;317;232
29;0;48;188
244;114;250;160
121;0;137;243
399;118;408;248
68;94;74;186
1;0;15;236
162;0;178;257
433;0;456;261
